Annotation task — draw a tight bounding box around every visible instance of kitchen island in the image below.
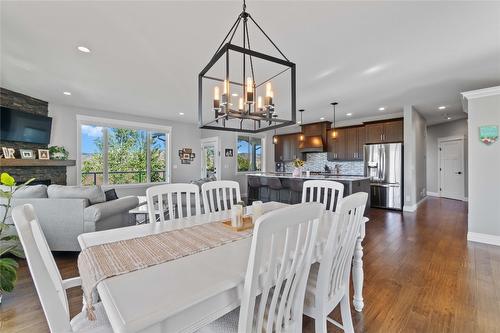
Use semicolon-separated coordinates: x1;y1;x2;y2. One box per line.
247;172;370;208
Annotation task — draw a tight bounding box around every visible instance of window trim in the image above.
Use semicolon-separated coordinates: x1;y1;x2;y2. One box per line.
235;134;266;175
77;115;172;187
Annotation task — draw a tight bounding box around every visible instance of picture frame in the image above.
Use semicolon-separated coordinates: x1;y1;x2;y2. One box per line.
20;149;35;159
225;148;233;157
38;149;50;160
2;147;16;159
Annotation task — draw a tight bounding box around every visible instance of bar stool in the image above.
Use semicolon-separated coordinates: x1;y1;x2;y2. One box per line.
247;176;261;204
267;177;283;203
288;179;304;204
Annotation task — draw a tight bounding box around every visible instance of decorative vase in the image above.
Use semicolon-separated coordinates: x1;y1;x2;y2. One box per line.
292;167;302;177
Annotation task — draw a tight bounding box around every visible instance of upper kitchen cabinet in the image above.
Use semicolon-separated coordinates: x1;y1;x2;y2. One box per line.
365;119;403;143
327;127;348;161
275;133;301;162
346;126;365;160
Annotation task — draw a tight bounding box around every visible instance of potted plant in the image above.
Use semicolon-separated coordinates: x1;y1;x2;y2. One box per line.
292;158;305;177
0;172;34;303
48;146;69;160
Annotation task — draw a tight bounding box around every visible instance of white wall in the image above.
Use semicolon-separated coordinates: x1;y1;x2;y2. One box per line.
48;104;201;196
403;105;427;211
200;129;274;196
463;87;500;244
426;119;468;196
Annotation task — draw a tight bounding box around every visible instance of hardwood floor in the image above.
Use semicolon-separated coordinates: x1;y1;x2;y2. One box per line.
1;197;499;332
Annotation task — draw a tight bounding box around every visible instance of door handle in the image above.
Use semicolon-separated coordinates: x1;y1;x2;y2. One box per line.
456;171;462;175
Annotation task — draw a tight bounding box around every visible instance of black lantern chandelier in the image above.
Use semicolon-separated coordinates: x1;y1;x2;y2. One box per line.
198;0;296;133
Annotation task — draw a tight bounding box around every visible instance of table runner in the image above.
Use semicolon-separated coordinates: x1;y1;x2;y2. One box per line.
78;221;253;320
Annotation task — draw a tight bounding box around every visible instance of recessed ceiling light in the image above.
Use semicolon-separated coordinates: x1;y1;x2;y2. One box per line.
346;113;353;117
378;107;385;111
77;46;91;53
232;93;238;97
447;116;452;120
179;112;185;116
439;106;446;110
63;91;71;96
320;117;325;120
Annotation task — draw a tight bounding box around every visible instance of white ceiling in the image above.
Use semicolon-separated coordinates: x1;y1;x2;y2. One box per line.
1;1;500;126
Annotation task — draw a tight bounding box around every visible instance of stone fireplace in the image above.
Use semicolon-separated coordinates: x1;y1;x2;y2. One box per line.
0;88;74;185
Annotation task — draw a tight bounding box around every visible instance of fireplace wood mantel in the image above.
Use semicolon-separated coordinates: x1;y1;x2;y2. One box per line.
0;159;76;167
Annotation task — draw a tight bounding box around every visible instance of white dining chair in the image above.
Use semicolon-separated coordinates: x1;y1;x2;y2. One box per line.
146;183;201;222
303;192;368;333
198;202;323;333
302;180;344;212
11;204;112;333
201;180;241;213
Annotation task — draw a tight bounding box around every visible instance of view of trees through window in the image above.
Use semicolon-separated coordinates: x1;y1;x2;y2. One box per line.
81;124;168;185
237;136;263;172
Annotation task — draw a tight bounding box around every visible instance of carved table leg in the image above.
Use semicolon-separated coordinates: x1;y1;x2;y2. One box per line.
352;224;365;312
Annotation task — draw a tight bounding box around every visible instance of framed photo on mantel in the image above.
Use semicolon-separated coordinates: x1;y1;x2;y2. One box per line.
38;149;50;160
20;149;35;159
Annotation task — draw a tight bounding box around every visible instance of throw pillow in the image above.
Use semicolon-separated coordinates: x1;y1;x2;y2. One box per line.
105;189;118;201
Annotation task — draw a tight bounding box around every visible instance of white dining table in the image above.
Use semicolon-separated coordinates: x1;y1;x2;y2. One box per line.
78;202;368;333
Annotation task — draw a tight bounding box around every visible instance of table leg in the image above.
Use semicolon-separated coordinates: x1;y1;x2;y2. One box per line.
352;224;365;312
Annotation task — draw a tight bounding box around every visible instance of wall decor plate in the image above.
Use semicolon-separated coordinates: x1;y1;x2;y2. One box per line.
479;125;498;145
179;148;196;164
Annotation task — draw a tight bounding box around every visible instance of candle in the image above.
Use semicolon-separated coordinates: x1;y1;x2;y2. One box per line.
231;204;243;227
252;201;263;223
246;77;254;103
213;86;220;109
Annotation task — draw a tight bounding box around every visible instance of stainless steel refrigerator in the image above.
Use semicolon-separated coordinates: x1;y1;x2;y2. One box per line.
364;143;403;210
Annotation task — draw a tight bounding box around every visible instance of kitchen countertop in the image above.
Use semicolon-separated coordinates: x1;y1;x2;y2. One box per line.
247;172;370;182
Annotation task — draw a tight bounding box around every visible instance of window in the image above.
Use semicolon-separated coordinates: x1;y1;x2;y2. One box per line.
237;136;263;172
79;118;170;185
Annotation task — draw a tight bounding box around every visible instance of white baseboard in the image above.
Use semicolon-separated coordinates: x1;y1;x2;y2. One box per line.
403;196;427;212
467;232;500;246
427;191;440;197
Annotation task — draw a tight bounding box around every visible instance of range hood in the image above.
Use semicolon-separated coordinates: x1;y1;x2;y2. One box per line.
298;121;331;153
299;135;325;152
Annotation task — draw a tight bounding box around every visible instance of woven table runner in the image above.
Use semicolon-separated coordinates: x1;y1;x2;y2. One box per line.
78;221;253;320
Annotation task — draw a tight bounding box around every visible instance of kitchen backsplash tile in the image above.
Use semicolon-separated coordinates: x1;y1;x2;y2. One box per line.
284;152;364;175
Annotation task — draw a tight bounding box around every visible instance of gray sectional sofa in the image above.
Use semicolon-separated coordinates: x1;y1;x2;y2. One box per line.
5;185;139;251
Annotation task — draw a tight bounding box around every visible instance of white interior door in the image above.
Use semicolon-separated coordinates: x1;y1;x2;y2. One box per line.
201;137;220;180
439;138;465;200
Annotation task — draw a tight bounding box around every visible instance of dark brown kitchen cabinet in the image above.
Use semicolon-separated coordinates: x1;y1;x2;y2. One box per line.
365;119;403;143
327;128;348;161
346;126;365;160
274;133;301;162
383;120;404;142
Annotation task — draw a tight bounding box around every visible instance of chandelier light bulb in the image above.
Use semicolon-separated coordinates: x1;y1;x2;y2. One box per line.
238;97;244;111
257;96;263;109
213;86;220;109
246;77;254;103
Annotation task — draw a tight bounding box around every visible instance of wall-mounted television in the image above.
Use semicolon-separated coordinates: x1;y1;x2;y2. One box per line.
0;107;52;144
